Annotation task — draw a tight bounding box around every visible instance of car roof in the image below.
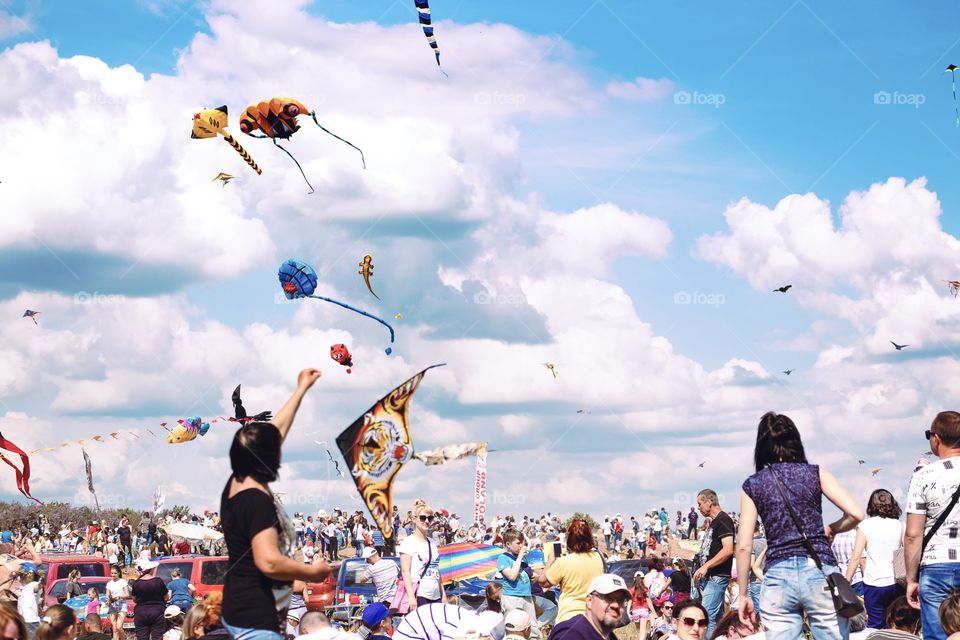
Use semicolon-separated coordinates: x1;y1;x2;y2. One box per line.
49;577;111;583
40;555;109;561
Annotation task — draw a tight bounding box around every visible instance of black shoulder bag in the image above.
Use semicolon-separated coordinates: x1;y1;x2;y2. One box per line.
922;482;960;556
770;467;864;619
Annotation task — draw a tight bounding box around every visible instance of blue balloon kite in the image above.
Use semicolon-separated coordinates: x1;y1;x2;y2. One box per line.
279;259;395;355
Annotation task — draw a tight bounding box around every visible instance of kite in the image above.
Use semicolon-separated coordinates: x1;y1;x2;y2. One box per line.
165;417;210;444
314;441;344;477
192;106;261;174
439;543;502;583
697;461;706;468
239;97;366;194
858;459;866;465
212;172;236;187
871;468;882;477
773;285;792;293
92;435;104;443
413;442;486;466
278;259;396;355
542;363;557;378
81;448;100;512
782;369;794;375
414;0;448;76
22;310;39;325
947;65;959;126
109;432;119;440
394;313;403;320
336;364;445;542
128;431;140;439
945;280;960;297
330;343;354;374
232;385;273;424
890;341;909;351
358;254;380;300
0;433;41;505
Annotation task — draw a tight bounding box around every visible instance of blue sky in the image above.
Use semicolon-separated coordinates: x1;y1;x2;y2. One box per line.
0;0;958;517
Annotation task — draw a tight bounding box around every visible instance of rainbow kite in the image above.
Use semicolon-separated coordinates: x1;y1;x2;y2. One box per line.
438;542;502;583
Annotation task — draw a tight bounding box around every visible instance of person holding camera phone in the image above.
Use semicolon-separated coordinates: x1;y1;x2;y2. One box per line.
498;530;541;640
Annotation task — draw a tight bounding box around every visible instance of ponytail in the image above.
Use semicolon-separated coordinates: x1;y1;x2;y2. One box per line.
36;605;75;640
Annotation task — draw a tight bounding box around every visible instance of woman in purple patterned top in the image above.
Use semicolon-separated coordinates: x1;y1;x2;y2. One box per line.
734;412;864;640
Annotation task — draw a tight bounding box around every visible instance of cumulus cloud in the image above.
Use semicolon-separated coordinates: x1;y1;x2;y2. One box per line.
0;10;30;39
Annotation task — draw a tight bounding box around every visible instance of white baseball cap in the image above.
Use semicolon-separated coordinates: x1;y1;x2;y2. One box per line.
588;573;630;597
361;547;378;559
503;610;531;632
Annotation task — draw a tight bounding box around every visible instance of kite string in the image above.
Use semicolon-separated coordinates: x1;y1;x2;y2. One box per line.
309;113;367;170
272;139;315;194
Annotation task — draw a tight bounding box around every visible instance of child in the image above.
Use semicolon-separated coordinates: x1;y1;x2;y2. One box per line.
85;588;100;617
302;537;315;564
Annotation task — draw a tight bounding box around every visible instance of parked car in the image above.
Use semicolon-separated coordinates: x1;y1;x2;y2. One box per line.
305;561;340;612
46;576;136;632
329;557;400;622
156;555;228;600
38;555;111;594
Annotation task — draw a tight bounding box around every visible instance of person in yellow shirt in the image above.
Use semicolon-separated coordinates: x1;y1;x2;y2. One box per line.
537;520;604;623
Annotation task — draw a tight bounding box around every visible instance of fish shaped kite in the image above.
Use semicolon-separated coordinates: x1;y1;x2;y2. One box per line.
413;442;486;466
212;172;236;187
947;65;959;126
336;364;445;542
358;254;380;300
166;417;210;444
192;106;262;174
239;97;366;194
0;433;41;505
278;259;396;355
415;0;448;76
330;343;354;374
22;310;39;325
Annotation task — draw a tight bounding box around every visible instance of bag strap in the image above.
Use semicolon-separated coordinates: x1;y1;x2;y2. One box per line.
420;541;433;580
922;481;960;554
769;466;825;571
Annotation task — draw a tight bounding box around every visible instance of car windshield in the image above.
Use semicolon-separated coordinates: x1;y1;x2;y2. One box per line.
56;564;106;579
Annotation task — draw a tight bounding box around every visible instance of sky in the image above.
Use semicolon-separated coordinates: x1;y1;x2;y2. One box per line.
1;0;960;523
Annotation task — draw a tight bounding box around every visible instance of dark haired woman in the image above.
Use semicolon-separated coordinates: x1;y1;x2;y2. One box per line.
220;369;332;640
845;489;905;629
538;519;603;623
734;411;863;640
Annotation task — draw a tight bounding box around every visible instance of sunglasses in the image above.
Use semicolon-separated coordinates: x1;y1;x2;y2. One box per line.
662;605;674;610
418;515;435;522
592;592;629;607
682;617;708;628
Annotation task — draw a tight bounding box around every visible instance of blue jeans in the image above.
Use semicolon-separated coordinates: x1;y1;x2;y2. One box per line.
748;580;762;614
863;583;901;629
919;562;960;640
222;619;284;640
760;556;848;640
699;575;729;640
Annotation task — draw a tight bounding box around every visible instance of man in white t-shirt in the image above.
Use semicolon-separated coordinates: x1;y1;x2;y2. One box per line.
600;518;612;551
906;411;960;640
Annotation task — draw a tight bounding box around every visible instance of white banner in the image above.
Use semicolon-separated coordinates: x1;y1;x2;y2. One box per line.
153;485;165;515
473;444;487;526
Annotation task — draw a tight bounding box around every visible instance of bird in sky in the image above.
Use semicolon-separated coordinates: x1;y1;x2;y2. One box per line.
782;369;795;375
773;285;792;293
890;341;909;351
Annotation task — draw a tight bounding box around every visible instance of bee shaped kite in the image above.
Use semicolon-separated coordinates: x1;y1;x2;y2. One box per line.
192;106;261;175
239;98;366;194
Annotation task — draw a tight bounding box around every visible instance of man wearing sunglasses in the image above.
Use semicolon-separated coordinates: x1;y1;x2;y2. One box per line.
905;411;960;640
547;574;628;640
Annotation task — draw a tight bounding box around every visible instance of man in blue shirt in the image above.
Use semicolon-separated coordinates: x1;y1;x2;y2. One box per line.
166;567;196;611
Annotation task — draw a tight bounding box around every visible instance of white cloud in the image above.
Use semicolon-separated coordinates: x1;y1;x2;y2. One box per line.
605;77;675;102
0;10;30;40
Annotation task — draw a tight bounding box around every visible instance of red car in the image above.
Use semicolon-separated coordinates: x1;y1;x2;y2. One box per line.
44;577;136;632
38;555;112;596
156;556;227;600
305;561;340;611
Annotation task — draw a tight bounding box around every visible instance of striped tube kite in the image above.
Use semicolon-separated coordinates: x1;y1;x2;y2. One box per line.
336;364;445;542
413;442;486;466
438;542;502;582
415;0;447;76
192;106;262;174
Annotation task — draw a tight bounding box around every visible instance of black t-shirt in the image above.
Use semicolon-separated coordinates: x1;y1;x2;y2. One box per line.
117;526;131;544
548;613;616;640
220;485;289;632
705;511;735;578
669;570;691;593
130;577;167;605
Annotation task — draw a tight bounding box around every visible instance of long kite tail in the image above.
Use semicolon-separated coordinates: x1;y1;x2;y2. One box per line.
222;134;262;174
953;73;959;127
0;434;42;505
307;294;395;354
272;139;315;194
309;113;367;170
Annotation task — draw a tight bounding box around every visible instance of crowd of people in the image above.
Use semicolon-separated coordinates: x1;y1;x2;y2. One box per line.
1;371;960;640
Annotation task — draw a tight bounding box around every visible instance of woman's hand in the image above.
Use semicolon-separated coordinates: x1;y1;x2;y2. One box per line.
298;369;321;391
